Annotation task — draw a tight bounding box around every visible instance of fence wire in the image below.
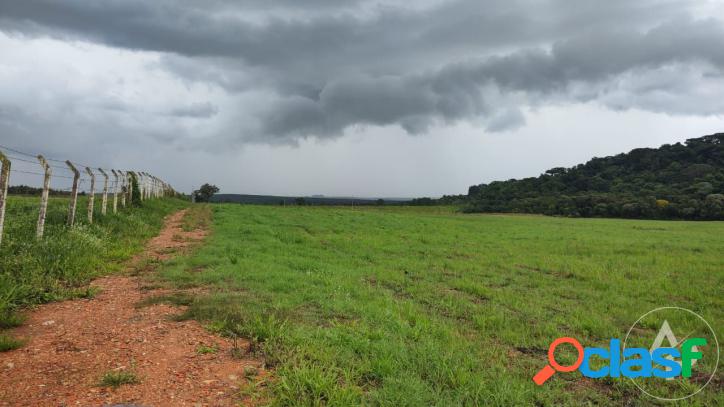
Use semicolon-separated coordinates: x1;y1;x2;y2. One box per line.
0;144;176;245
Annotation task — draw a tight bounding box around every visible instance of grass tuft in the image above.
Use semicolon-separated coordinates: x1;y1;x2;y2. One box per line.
98;370;140;388
0;334;25;352
196;343;218;355
0;312;25;329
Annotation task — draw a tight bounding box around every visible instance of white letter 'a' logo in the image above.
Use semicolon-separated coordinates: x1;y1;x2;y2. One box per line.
650;320;700;380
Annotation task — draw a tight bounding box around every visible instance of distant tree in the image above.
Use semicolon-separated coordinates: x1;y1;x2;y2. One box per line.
376;199;385;206
702;194;724;219
545;167;567;176
193;184;220;203
655;199;670;209
409;197;435;206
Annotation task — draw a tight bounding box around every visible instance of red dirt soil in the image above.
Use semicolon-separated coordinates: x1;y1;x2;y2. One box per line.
0;209;265;407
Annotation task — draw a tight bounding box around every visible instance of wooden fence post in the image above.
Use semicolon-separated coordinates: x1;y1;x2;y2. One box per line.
98;168;108;216
65;161;80;226
111;170;119;213
85;167;95;224
36;155;52;239
0;152;11;247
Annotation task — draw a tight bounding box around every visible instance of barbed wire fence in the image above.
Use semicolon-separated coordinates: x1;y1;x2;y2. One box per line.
0;144;177;246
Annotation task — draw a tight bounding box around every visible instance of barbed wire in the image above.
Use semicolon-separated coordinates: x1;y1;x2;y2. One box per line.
9;169;81;180
5;156;76;174
0;143;86;166
0;143;38;158
1;143;119;174
1;143;173;199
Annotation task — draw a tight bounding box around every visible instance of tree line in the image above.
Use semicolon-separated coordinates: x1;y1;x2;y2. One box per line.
459;133;724;220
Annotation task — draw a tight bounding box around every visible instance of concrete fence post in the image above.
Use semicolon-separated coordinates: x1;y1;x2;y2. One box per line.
137;172;142;201
0;152;11;246
148;174;153;199
36;156;52;239
85;167;96;224
148;174;155;199
98;168;108;216
145;173;151;199
111;170;119;213
65;161;80;226
149;174;153;199
143;172;149;200
120;171;127;208
127;171;134;205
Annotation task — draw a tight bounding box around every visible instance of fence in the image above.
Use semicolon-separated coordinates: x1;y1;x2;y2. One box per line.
0;143;176;246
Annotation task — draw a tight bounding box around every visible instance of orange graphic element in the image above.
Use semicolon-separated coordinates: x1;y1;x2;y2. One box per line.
533;337;584;385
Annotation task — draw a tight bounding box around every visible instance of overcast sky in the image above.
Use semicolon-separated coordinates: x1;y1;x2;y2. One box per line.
1;0;723;197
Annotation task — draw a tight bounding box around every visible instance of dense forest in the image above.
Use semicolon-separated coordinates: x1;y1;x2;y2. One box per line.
462;133;724;220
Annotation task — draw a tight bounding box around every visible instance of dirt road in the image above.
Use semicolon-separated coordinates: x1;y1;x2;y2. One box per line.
1;209;263;406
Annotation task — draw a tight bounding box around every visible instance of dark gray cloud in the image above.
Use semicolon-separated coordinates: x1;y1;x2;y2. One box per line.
168;102;219;119
0;0;722;145
248;16;724;138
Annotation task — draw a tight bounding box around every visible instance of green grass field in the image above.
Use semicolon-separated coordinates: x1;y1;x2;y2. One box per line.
0;195;187;330
147;205;723;406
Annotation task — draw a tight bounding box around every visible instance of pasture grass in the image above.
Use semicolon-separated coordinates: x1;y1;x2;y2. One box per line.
155;204;723;406
0;195;187;336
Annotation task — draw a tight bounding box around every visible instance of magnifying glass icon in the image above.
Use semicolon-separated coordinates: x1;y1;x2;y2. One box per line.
533;337;584;385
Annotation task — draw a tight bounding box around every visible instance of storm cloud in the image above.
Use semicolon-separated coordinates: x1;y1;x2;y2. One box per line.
0;0;723;195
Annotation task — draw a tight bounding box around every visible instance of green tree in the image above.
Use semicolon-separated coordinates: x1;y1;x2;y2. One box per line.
193;184;220;203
